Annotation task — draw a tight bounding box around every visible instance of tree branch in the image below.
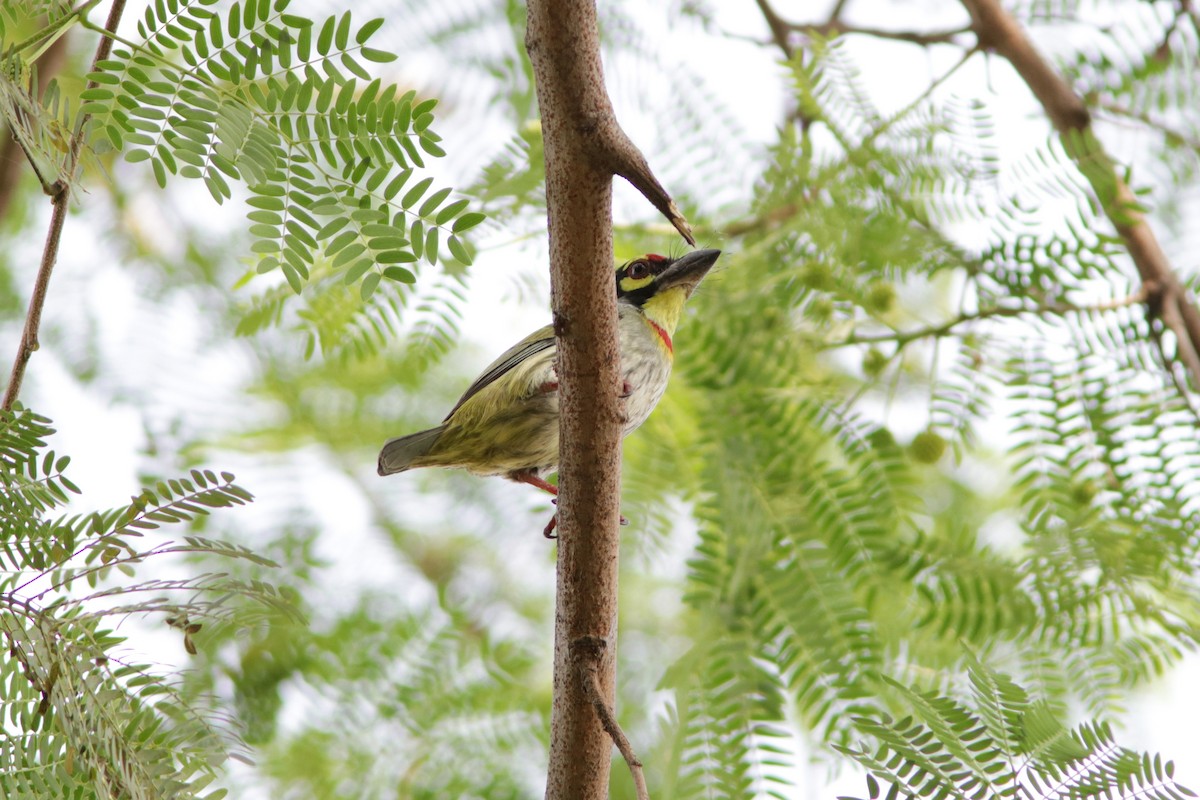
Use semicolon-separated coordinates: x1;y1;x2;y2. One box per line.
524;1;690;797
599;129;694;246
960;0;1200;391
3;0;127;411
826;290;1148;347
754;0;969;55
573;636;649;800
801;20;971;46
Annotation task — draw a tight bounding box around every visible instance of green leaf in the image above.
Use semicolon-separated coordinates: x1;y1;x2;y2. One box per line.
419;136;446;157
424;228;438;264
418;187;452;218
361;48;396;63
435;198;470;225
401;177;433;209
383;266;415;282
341;53;370;81
316;15;334;55
360;271;381;300
355;17;384;44
281;262;303;293
452;212;485;233
447;234;472;265
335;11;351;50
376;250;417;264
410;219;424;259
151;157;167;187
384;170;412;200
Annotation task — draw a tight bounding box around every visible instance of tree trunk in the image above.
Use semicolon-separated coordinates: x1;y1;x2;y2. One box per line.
525;2;623;797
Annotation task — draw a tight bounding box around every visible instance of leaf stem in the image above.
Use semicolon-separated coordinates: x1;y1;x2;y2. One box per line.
7;0;102;59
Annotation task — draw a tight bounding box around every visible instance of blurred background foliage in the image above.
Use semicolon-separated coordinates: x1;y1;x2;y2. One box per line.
2;0;1200;797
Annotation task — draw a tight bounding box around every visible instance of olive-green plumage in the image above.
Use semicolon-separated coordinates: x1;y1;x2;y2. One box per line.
377;248;721;499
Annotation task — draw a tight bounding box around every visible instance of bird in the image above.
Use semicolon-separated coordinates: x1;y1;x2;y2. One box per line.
377;248;722;536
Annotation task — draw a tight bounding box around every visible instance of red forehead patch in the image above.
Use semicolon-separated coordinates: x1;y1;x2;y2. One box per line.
645;253;666;262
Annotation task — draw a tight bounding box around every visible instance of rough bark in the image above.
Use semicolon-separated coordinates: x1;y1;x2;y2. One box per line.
523;1;690;797
525;3;621;796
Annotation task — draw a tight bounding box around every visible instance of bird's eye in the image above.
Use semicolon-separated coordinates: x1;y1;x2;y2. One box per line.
628;261;650;280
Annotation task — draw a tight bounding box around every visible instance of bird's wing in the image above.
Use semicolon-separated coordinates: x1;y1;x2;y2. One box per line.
443;325;556;421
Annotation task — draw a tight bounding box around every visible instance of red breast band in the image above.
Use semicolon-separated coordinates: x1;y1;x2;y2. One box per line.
647;318;673;354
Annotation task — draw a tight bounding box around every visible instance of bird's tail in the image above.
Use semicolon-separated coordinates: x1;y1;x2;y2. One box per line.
377;425;446;475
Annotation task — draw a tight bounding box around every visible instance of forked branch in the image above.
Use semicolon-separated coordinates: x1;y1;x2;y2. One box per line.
573;636;649;800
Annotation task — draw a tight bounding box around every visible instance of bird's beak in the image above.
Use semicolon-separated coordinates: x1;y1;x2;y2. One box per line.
657;249;721;297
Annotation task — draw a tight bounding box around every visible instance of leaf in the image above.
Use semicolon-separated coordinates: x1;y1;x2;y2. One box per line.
316;15;334;55
383;266;414;282
361;48;396;63
335;11;351;50
401;177;432;209
360;271;380;300
447;234;471;265
418;187;452;218
452;212;485;233
355;17;384;44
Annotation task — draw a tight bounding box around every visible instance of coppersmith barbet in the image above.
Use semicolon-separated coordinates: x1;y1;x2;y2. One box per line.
378;248;722;535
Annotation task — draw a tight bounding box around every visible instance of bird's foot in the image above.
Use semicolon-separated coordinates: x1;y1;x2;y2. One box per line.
620;380;633;398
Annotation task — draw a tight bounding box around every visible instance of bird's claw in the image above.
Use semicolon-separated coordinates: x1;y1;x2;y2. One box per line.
541;508;629;537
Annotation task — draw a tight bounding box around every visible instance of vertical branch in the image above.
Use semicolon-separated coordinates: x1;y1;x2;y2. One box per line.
525;3;622;796
2;0;127;411
524;1;692;797
960;0;1200;390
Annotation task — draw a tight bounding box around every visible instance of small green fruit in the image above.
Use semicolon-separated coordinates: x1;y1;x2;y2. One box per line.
866;427;896;449
909;429;947;464
807;297;834;323
799;262;836;292
862;348;888;377
865;281;896;314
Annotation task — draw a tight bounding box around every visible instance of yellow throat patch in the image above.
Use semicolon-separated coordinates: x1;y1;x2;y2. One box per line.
640;287;688;357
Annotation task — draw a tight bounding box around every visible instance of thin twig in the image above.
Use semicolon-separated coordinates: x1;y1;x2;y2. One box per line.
799;20;971;46
753;0;968;53
826;290;1148;347
572;636;649;800
2;0;128;411
1092;99;1200;154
